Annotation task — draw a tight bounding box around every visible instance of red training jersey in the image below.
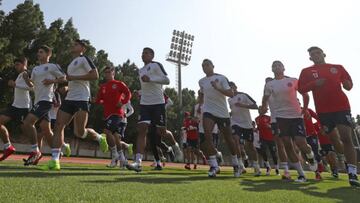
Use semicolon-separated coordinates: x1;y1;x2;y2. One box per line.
298;64;352;113
96;80;131;119
255;115;273;141
303;108;320;136
314;122;332;145
183;118;199;140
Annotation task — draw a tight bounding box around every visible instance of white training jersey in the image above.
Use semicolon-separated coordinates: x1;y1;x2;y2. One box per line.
228;92;256;129
264;77;302;119
12;71;32;109
194;103;219;134
198;74;231;118
121;102;134;123
253;129;261;149
31;63;65;104
66;56;96;101
139;62;169;105
268;94;277;123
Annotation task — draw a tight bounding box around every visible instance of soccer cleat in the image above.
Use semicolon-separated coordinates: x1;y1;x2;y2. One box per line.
184;163;191;170
39;160;61;171
99;135;109;153
167;148;175;162
106;159;118;168
153;164;163;171
266;167;271;176
193;164;197;169
254;170;261;177
208;167;220;178
233;165;241;177
24;151;42;166
127;144;133;157
174;148;184;163
315;172;322;181
282;172;292;181
275;169;280;176
150;162;157;167
349;174;360;187
126;162;142;172
216;151;223;165
0;145;16;161
332;169;339;178
308;159;318;172
295;175;307;183
317;162;324;173
63;143;71;157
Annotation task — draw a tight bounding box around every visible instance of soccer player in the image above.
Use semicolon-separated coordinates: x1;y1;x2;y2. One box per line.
255;107;279;176
260;60;317;182
198;59;240;177
41;40;108;170
126;47;170;172
0;57;32;161
94;66;131;168
228;81;260;176
183;112;202;170
22;46;66;166
298;46;359;186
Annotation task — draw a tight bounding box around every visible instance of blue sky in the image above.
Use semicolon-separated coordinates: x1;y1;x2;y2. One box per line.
3;0;360;117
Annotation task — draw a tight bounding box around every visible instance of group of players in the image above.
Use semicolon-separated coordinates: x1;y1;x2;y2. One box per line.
0;41;359;187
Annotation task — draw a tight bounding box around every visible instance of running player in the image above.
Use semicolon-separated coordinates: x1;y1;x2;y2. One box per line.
126;47;170;172
22;46;66;166
94;66;131;168
41;40;108;170
198;59;240;177
0;57;32;161
260;60;317;182
228;81;260;176
298;46;359;186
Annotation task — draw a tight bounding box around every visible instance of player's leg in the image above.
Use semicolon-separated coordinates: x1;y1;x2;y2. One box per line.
0;114;15;161
22;113;42;165
220;123;240;177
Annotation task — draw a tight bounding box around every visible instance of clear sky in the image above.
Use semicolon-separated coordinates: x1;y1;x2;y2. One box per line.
3;0;360;117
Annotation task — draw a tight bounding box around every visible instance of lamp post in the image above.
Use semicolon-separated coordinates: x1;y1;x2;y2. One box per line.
166;30;194;112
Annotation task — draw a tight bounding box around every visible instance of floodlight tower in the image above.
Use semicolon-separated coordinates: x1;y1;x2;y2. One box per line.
166;30;194;111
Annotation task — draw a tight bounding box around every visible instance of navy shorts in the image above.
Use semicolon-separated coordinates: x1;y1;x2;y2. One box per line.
318;110;352;134
138;104;166;127
30;101;52;121
271;122;280;136
276;117;307;137
320;144;335;156
232;125;254;142
187;139;199;149
104;115;127;137
60;100;90;115
0;105;29;123
203;112;230;129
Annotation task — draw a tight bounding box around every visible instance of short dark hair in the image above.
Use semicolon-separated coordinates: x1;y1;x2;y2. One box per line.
228;81;236;87
14;56;28;65
143;47;154;55
39;45;52;54
202;59;214;66
103;66;115;72
75;39;88;48
307;46;323;53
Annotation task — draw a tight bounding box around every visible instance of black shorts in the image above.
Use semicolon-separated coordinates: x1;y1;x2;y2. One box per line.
318;110;352;134
182;142;188;149
260;139;277;152
271;122;280;136
320;144;335;156
187;139;199;149
138;104;166;127
232;125;254;142
60;100;90;115
104;115;127;137
276;117;307;137
203;112;230;129
0;105;29;123
30;101;52;122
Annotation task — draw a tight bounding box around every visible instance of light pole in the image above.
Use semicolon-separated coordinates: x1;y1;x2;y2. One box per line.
166;30;194;112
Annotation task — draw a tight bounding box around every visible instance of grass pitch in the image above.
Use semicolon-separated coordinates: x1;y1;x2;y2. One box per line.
0;160;359;203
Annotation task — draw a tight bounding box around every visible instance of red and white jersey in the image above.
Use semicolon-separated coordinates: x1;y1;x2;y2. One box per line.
139;61;169;105
228;92;256;129
66;56;96;101
303;108;320;136
13;71;32;108
264;77;302;118
31;63;65;104
314;122;332;145
255;115;273;141
298;63;351;113
199;74;231;118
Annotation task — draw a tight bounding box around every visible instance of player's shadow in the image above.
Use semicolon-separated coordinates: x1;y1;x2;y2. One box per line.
240;178;359;202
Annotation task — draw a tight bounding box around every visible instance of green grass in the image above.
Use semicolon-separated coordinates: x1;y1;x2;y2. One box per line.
0;161;359;203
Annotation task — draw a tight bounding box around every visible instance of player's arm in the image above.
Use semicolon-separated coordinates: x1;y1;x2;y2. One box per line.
22;71;34;88
149;64;170;85
298;69;319;94
125;102;134;117
43;65;66;85
235;95;258;109
68;57;99;81
117;82;132;107
260;84;271;114
94;86;104;104
212;77;233;97
340;66;353;91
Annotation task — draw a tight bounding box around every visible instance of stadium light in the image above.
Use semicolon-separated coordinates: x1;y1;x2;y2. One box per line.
166;30;194;113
